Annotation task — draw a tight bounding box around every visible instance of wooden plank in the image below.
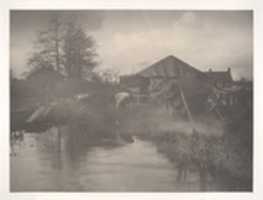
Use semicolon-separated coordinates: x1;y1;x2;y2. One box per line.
178;84;194;127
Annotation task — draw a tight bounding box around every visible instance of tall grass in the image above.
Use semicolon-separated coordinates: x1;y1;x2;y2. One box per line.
119;102;252;191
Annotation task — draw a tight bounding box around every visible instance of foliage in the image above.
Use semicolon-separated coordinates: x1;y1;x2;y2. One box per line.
63;21;97;79
27;15;97;80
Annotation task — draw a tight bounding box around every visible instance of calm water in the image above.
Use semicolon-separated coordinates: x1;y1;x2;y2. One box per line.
10;128;216;192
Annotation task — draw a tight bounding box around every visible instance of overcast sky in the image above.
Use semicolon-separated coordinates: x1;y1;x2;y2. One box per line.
10;10;253;80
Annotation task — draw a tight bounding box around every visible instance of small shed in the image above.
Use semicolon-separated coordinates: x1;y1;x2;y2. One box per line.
205;68;233;88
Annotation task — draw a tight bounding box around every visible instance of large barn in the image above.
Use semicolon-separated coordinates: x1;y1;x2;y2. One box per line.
120;55;237;119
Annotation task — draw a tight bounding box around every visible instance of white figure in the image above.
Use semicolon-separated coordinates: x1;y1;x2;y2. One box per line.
114;92;131;109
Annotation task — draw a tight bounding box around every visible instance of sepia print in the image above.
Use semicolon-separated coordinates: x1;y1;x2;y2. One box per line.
10;10;253;192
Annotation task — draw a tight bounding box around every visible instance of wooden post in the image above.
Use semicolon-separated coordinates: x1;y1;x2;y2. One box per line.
56;126;62;169
178;84;194;128
57;126;61;153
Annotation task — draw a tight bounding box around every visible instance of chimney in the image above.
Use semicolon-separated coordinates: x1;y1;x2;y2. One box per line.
227;67;233;81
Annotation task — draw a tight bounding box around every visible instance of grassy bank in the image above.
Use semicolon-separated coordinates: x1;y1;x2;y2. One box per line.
118;103;252;191
136;129;251;191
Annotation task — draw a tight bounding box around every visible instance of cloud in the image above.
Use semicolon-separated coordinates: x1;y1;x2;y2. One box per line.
10;10;104;77
10;11;253;80
93;11;252;79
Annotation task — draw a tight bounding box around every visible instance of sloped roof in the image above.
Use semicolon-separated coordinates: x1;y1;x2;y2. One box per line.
137;55;207;79
205;70;233;82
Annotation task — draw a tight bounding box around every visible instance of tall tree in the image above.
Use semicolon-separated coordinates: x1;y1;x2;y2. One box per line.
63;21;97;79
51;15;63;72
27;15;97;80
28;14;63;74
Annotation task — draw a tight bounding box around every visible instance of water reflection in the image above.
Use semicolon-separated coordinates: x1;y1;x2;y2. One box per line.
10;128;219;192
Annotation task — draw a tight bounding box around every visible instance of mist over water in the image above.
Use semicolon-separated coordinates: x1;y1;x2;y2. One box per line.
120;104;224;136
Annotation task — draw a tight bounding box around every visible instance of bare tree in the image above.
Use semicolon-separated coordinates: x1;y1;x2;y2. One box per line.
27;15;97;79
28;14;64;74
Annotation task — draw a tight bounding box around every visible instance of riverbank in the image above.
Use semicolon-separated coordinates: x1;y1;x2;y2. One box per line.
134;128;252;191
115;100;252;191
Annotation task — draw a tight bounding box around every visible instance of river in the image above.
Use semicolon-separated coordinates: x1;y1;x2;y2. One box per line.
11;128;219;192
